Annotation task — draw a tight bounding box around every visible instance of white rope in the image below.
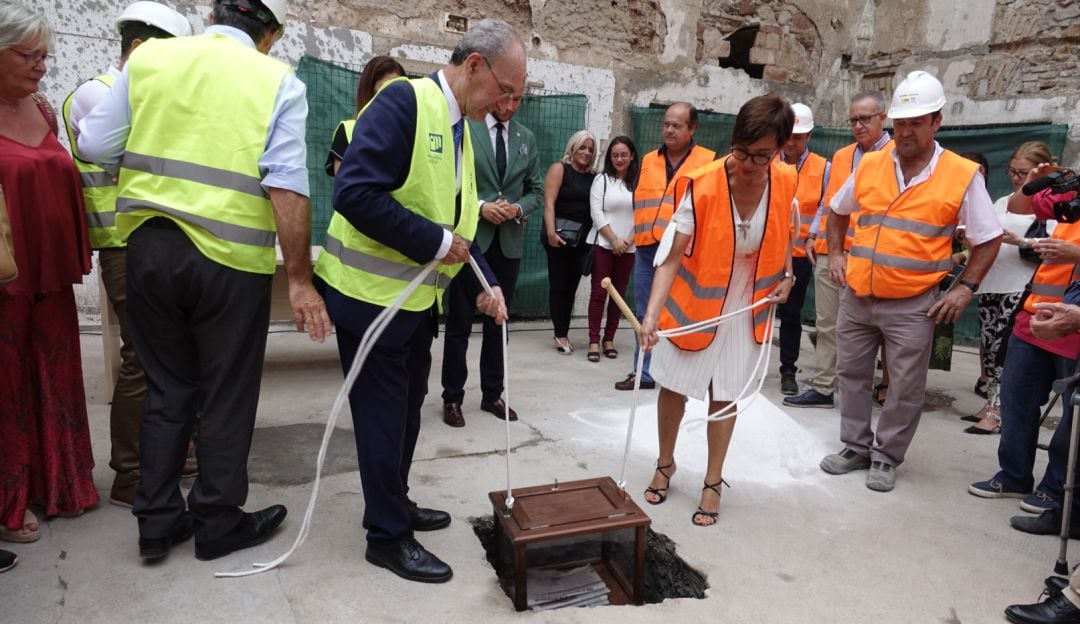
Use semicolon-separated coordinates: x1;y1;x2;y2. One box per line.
216;261;439;578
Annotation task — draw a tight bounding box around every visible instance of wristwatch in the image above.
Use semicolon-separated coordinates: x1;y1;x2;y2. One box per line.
957;278;980;293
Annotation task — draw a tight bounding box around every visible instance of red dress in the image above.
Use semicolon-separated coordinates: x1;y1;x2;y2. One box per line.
0;95;98;528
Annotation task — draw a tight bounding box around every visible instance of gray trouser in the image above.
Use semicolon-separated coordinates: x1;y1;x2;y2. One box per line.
836;287;939;466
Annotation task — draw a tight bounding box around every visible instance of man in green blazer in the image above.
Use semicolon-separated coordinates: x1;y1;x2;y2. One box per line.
441;101;543;427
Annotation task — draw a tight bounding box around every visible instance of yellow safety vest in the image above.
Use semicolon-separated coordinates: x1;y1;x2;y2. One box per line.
314;76;479;312
63;73;121;249
117;34;289;274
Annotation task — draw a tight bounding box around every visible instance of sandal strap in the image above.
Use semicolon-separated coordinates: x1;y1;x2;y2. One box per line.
702;478;730;496
655;461;675;481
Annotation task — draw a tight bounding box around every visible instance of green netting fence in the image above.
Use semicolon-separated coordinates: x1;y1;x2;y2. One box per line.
296;55;587;317
629;106;1069;345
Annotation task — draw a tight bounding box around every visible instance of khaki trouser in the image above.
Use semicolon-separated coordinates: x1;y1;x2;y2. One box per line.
811;257;841;394
836;287;940;466
1067;566;1080;608
100;248;145;488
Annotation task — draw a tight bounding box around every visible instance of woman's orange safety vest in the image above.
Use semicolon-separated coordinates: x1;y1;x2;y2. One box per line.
792;152;827;258
845;149;978;299
658;156;798;351
633;145;715;247
1025;220;1080;312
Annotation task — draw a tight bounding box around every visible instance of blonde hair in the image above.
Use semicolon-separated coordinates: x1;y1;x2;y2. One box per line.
560;130;597;172
1012;140;1055;166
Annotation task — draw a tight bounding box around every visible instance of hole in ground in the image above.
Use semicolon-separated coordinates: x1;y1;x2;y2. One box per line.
471;516;708;607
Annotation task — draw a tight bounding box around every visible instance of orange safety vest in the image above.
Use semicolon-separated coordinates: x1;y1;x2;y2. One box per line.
633;144;716;247
658;156;798;351
845;149;977;299
791;152;827;258
1025;220;1080;312
814;140;894;255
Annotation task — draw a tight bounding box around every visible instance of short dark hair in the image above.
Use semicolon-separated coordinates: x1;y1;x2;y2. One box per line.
602;135;639;190
731;95;794;149
960;151;990;188
119;21;174;58
212;2;277;43
356;55;405;114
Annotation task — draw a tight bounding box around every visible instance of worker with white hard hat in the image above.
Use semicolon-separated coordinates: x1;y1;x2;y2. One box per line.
819;70;1002;492
786;91;893;411
774;102;829;397
78;0;331;562
60;0;194;513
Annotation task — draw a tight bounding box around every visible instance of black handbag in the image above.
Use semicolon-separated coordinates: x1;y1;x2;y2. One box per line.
554;218;585;247
1019;220;1047;263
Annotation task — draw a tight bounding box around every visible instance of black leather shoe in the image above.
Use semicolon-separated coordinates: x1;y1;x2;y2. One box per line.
783;388;834;408
1011;510;1080;539
780;373;798;395
365;535;453;583
1047;576;1071;595
194;505;287;561
409;503;451;531
443;402;465;428
1005;591;1080;623
139;512;195;560
480;397;517;421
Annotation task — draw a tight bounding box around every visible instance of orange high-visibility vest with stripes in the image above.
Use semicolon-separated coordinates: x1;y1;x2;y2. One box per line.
814;140;894;255
658;156;798;351
845;149;977;299
632;144;715;247
1025;220;1080;312
791;152;827;258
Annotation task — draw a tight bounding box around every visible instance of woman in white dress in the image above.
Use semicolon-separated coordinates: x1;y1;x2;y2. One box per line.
640;96;799;526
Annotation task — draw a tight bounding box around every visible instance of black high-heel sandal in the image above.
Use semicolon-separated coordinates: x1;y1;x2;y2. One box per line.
644;461;675;505
692;478;730;527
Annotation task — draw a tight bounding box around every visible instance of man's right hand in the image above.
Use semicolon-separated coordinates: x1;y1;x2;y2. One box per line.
828;252;846;286
804;239;817;266
441;234;471;265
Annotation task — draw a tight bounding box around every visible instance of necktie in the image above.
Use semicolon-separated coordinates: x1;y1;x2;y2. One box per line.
495;122;507;182
452;119;464;165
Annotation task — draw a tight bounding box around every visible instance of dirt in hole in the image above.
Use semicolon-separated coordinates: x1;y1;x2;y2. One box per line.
470;516;708;606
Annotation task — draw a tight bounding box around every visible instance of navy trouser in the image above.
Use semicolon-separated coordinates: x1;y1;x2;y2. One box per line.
777;256;813;375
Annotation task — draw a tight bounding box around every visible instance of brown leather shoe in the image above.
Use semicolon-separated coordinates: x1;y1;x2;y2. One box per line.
109;482;137;508
615;373;656;391
443;402;465;427
480;398;517;421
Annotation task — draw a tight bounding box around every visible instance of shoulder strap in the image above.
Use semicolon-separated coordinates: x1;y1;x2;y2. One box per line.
31;93;59;137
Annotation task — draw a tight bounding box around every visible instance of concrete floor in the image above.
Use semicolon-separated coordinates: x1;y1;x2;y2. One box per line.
0;319;1067;623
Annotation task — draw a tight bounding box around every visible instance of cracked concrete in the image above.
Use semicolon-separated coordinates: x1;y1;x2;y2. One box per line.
0;319;1071;622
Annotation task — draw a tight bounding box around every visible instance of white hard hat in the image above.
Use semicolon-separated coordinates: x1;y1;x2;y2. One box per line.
791;102;814;133
259;0;287;25
218;0;287;26
888;70;946;119
115;1;192;37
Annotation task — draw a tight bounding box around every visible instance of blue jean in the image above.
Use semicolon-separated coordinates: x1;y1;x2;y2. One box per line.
994;334;1077;504
632;243;657;383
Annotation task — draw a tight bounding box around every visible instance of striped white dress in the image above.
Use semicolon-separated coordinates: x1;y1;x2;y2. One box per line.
650;187;769;401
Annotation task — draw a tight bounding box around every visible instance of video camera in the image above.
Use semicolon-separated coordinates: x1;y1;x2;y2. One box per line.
1022;169;1080;223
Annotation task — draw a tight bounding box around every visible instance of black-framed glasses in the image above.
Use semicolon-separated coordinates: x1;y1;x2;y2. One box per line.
730;146;776;165
846;113;882;127
1004;166;1032;179
480;55;521;102
9;48;51;67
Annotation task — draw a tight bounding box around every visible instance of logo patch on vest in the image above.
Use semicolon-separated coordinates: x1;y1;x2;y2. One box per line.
428;133;444;155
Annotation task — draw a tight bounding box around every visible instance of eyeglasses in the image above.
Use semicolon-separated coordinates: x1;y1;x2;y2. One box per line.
481;55;521;102
730;146;776;165
8;48;51;67
1004;167;1032;179
846;113;883;127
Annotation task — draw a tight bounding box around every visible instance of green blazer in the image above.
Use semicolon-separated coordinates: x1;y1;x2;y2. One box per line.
467;117;543;259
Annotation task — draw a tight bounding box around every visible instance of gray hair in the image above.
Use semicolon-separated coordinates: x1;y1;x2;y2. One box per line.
449;18;522;65
0;1;52;52
560;130;597;171
851;91;885;112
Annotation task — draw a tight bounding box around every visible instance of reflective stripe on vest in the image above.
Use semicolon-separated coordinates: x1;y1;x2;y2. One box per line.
845;148;976;298
117;34;287;274
658;156;798;351
63;73;121;249
815;140;894;256
632;145;715;247
791;152;827;258
1025;220;1080;312
314;76;480;312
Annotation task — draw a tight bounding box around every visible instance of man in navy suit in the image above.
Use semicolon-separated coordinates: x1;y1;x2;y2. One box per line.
313;19;525;583
440;95;542;427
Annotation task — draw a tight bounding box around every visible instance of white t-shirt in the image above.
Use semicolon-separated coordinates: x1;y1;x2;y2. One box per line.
979;193;1048;294
588;174;635;252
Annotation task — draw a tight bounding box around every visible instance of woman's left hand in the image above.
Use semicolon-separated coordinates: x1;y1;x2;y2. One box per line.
770;278;793;304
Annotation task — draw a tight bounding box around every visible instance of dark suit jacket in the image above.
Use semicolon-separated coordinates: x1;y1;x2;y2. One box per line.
468;117;543;259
